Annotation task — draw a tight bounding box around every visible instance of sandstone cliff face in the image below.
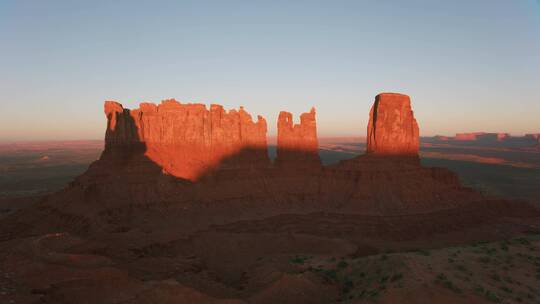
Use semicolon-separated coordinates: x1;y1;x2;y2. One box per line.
103;99;269;181
276;108;320;167
367;93;419;156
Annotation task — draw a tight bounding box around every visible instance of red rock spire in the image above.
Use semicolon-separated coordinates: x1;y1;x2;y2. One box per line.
367;93;419;156
276;107;320;166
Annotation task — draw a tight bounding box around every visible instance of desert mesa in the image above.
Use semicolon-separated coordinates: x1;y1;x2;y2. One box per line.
102;92;420;181
0;93;539;304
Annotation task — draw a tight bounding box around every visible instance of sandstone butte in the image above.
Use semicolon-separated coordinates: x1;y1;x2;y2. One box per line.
103;93;422;182
3;92;539;238
47;92;475;218
2;94;540;304
366;93;419;156
103;99;320;180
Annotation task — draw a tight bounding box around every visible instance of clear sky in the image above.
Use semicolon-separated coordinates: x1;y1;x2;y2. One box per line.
1;0;539;141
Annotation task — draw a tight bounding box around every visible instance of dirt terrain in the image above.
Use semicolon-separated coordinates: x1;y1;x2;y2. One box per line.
1;214;539;303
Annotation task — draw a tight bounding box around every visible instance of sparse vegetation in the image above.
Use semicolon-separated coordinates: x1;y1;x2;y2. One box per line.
415;249;431;256
337;260;348;269
290;255;310;264
302;236;540;303
434;273;461;293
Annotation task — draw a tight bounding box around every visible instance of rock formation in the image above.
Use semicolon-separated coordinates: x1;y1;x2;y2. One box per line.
3;92;537;234
426;132;540;149
454;132;486;141
275;108;320;167
454;132;510;142
103;99;269;181
2;93;539;304
54;94;522;217
366;93;419;156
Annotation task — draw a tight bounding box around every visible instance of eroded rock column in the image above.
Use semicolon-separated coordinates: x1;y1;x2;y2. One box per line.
276;107;321;167
367;93;419;156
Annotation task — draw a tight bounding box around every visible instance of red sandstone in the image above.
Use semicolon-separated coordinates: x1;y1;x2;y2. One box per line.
366;93;419;156
103;100;268;181
276;108;320;166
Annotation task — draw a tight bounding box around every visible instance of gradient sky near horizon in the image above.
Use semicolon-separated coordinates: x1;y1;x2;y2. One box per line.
1;0;539;141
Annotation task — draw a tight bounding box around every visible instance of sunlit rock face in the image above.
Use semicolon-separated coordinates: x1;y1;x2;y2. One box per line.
275;107;320;167
366;93;419;156
103;100;269;181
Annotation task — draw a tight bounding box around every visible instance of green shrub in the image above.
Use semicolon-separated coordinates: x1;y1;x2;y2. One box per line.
484;290;501;303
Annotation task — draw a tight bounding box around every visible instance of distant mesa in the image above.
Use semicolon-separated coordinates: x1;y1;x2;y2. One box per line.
366;93;419;156
454;132;510;142
427;131;540;148
433;135;450;141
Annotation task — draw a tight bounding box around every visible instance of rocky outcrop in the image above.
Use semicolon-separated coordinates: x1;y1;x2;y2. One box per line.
275;108;320;167
2;93;539;304
454;132;510;142
454;132;485;141
5;92;536;240
366;93;419;156
426;133;540;149
103;100;269;181
81;94;499;216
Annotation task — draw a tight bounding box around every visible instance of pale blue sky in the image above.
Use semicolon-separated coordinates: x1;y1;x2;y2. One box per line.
1;0;539;141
